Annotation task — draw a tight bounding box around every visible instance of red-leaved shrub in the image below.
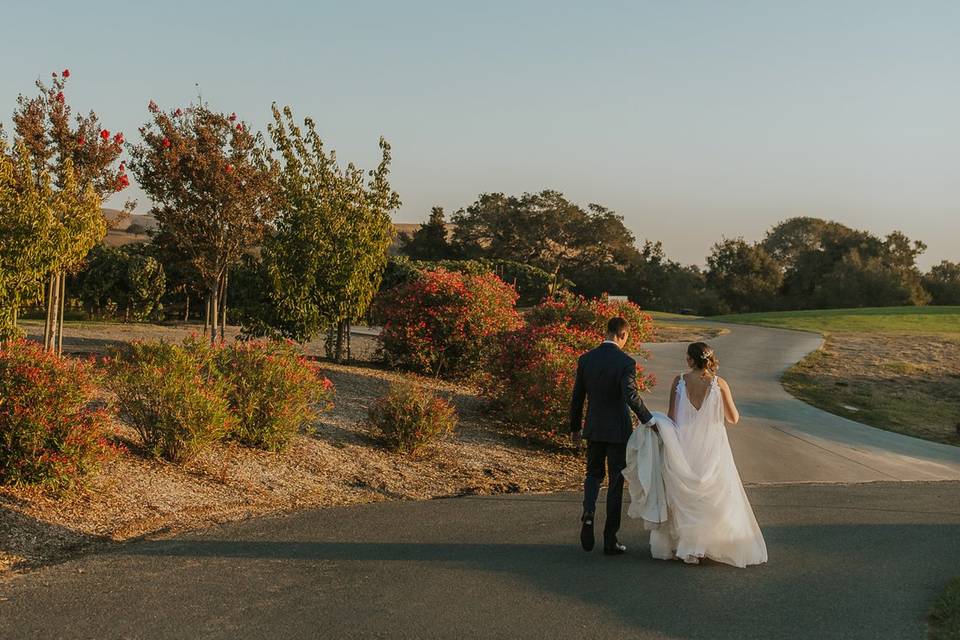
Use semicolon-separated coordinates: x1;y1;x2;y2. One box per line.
526;291;653;353
0;340;113;489
374;269;523;379
483;293;655;438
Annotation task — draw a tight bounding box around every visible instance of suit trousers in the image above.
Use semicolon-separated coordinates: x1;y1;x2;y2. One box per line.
583;440;627;544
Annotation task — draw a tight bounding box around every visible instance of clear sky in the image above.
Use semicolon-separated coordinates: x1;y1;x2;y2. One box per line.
2;1;958;269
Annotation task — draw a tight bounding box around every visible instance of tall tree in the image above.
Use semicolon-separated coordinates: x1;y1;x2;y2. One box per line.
10;69;129;351
924;261;960;305
129;101;277;342
450;190;640;297
706;238;783;313
399;206;456;260
245;104;400;362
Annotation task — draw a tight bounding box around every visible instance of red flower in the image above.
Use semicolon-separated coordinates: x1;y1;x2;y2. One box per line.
225;164;234;173
115;174;130;191
119;161;126;170
228;112;237;122
62;69;70;78
148;100;158;113
55;92;65;103
174;108;183;117
235;123;243;131
77;136;85;146
113;132;124;145
162;137;171;149
100;129;110;140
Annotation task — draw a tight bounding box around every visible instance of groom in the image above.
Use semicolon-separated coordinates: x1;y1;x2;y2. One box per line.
570;316;657;555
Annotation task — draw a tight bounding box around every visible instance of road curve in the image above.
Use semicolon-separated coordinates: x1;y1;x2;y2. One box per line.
642;322;960;483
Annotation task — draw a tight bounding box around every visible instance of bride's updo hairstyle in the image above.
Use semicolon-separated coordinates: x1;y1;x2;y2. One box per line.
688;342;719;379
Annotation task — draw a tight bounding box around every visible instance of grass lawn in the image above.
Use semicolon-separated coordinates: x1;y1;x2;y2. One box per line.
711;307;960;447
712;306;960;334
930;577;960;640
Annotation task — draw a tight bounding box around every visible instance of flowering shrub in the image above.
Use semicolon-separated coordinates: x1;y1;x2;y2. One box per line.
0;340;112;489
217;340;334;451
482;293;655;438
373;269;523;379
526;291;654;352
367;379;458;455
106;338;232;463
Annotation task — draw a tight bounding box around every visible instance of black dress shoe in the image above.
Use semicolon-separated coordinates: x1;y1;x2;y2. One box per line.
580;513;595;551
603;542;627;556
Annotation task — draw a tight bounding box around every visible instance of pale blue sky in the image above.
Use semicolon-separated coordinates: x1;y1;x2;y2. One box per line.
2;1;958;268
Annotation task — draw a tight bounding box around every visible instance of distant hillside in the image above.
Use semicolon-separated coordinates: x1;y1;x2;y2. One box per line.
99;209;447;254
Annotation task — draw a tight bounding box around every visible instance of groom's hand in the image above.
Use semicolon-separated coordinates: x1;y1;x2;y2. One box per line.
571;431;582;448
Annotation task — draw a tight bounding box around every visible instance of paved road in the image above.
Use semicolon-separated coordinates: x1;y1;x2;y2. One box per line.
643;322;960;483
2;322;959;639
1;483;958;639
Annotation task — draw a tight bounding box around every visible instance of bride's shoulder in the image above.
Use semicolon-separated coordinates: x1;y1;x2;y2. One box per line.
716;376;732;391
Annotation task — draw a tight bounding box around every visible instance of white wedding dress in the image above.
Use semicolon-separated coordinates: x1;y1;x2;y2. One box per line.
623;375;767;568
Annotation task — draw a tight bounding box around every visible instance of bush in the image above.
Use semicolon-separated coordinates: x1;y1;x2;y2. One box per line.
367;379;458;455
526;291;654;352
218;340;334;451
373;269;523;379
483;293;655;437
0;340;112;489
106;338;232;463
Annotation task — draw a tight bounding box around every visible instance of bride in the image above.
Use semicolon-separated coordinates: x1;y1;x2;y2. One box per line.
623;342;767;568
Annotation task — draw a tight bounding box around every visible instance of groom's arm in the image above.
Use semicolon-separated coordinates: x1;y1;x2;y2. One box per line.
622;360;656;428
569;356;587;435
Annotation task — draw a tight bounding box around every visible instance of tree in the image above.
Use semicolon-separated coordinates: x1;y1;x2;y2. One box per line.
245;104;400;361
73;244;166;320
924;261;960;305
706;238;783;313
450;190;640;297
129;101;277;342
399;206;456;260
0;140;58;340
779;223;929;309
9;69;129;351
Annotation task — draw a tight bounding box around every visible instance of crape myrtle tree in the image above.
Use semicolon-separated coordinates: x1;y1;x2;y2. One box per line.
9;69;130;351
249;104;400;362
129;101;277;342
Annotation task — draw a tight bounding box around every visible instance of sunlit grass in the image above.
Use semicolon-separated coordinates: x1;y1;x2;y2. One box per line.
712;306;960;335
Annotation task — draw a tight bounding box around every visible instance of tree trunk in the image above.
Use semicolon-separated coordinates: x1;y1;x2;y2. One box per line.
346;321;352;364
57;273;66;355
204;293;211;334
184;293;190;323
219;273;228;342
43;272;55;350
209;281;219;344
46;272;61;354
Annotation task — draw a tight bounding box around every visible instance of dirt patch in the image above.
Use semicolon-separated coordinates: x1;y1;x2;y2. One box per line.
783;332;960;447
0;363;582;577
650;323;726;344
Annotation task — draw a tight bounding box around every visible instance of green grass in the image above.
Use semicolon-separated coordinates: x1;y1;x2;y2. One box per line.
930;577;960;640
645;310;703;321
712;306;960;335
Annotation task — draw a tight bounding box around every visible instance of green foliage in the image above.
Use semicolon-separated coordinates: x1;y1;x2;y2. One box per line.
367;379;458;455
450;190;640;299
929;576;960;640
106;338;232;463
242;105;400;360
73;244;166;320
217;340;334;451
924;261;960;305
0;340;113;490
399;206;457;260
373;269;523;379
706;238;783;313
